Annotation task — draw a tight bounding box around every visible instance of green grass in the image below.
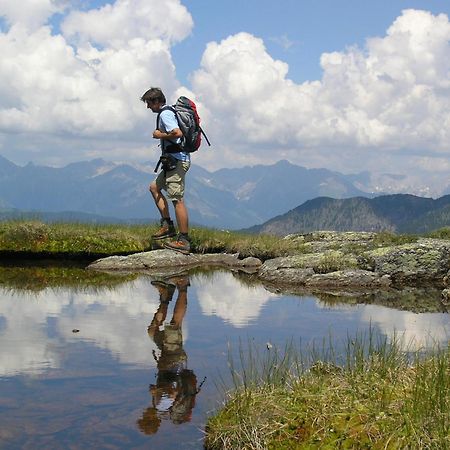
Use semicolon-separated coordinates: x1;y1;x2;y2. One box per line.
1;220;450;261
0;220;151;255
426;227;450;240
0;220;305;259
205;335;450;449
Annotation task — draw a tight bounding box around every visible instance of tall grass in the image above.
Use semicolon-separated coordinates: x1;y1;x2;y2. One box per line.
205;333;450;449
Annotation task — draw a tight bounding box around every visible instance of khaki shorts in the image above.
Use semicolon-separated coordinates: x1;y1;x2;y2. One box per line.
155;159;190;201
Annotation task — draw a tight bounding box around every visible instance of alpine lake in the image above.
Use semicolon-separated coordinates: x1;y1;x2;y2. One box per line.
0;257;448;449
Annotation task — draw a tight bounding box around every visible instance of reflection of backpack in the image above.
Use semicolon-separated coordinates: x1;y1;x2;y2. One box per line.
159;96;211;153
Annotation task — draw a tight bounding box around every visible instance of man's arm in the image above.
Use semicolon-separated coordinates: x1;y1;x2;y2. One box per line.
153;128;183;140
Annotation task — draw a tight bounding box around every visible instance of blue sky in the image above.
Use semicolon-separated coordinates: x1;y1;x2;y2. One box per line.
174;0;450;84
1;0;450;194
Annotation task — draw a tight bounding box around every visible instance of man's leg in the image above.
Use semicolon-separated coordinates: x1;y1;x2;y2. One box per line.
163;198;190;254
162;161;192;253
173;198;189;234
149;181;170;219
149;181;176;239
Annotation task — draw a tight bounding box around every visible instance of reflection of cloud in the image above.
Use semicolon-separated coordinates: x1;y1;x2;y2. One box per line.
0;290;66;376
361;305;450;350
196;272;278;327
0;277;164;376
57;279;161;366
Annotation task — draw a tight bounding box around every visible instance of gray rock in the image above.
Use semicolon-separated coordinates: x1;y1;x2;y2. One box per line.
305;270;391;289
88;249;262;276
359;238;450;285
284;231;378;253
86;232;450;292
443;269;450;287
258;251;359;286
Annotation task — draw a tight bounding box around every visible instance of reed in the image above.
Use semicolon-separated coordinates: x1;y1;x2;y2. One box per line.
205;332;450;449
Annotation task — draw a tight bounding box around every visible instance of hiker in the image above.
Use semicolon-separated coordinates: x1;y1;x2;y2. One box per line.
141;87;191;254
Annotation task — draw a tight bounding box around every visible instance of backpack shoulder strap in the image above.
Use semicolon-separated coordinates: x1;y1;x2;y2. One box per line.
156;105;176;129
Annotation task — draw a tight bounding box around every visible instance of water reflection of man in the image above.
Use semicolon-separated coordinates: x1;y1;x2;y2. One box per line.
138;276;205;435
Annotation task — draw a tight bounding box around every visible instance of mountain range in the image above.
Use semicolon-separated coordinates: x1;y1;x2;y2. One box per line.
0;155;370;229
248;195;450;235
1;154;449;233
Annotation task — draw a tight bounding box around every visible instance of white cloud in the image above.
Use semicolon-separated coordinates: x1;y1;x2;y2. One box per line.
0;0;190;139
0;0;67;30
0;4;450;185
192;10;450;174
61;0;193;48
0;29;169;135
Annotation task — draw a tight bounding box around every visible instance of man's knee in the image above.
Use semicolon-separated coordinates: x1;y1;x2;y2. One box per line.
149;181;159;195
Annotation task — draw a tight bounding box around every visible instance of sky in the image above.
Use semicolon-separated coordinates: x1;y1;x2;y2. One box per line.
0;0;450;191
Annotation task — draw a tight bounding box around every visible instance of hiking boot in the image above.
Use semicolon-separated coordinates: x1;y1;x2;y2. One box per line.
152;219;176;240
163;234;191;255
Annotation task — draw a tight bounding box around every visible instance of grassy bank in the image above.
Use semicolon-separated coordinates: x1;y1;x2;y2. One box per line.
0;220;302;259
205;336;450;449
1;219;450;261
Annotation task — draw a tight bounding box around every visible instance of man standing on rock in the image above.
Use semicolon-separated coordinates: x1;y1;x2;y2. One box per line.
141;87;191;254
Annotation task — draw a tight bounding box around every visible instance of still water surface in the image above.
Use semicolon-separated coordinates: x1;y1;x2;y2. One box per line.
0;266;448;449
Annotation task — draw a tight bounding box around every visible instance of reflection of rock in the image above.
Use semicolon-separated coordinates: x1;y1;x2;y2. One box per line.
88;249;262;277
316;287;447;314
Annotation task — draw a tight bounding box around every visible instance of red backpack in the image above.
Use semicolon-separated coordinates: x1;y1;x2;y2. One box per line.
158;96;211;153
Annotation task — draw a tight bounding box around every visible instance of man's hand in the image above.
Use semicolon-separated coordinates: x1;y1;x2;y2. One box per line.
153;129;164;139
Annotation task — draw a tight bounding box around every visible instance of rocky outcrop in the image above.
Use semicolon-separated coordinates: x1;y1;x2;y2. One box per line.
258;233;450;293
88;249;262;277
358;238;450;285
88;232;450;295
258;253;391;292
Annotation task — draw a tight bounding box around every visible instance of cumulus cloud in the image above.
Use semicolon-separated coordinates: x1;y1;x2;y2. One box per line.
1;4;450;183
0;0;67;30
0;0;191;147
61;0;192;48
192;9;450;173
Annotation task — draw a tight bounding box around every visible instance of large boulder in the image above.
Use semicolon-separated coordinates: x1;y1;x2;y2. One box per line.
257;251;389;291
358;238;450;285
